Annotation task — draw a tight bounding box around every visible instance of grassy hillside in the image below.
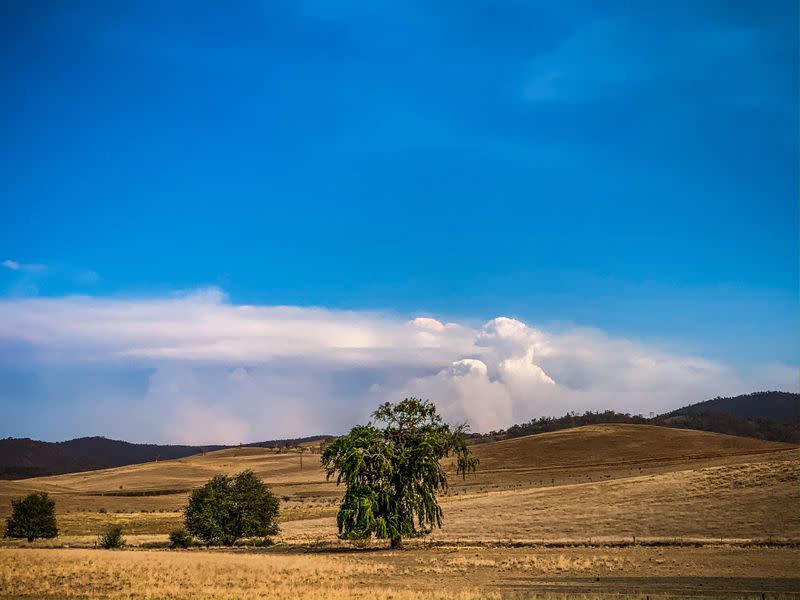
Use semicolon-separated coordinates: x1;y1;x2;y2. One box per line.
1;423;796;598
0;424;795;543
467;423;793;478
4;391;795;480
469;391;800;444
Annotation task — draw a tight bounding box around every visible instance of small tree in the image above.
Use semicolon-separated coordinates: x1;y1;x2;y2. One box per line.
169;527;193;548
185;470;279;546
322;398;478;549
4;492;58;542
98;524;125;548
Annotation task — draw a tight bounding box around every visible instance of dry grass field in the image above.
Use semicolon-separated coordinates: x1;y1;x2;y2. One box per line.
1;545;798;599
1;424;798;598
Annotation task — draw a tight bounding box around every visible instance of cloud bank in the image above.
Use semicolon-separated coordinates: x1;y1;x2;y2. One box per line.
0;288;794;443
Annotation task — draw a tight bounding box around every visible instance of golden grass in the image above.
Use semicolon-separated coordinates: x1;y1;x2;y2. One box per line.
0;545;797;599
426;457;800;542
273;455;800;545
1;424;793;515
0;425;797;598
44;505;337;537
0;425;797;543
54;511;184;536
0;548;489;600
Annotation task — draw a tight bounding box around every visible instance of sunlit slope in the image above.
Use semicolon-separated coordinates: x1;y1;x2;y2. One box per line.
432;456;800;541
282;452;800;543
471;424;792;471
439;424;795;495
0;447;336;515
0;424;794;522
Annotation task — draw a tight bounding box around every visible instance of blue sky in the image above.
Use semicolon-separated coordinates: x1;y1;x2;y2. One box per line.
1;2;797;442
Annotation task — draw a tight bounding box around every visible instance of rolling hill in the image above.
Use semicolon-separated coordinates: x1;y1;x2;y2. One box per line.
0;435;334;480
470;423;793;473
469;391;800;445
659;391;799;443
0;423;796;544
0;424;796;600
0;437;219;480
2;390;796;480
666;390;799;419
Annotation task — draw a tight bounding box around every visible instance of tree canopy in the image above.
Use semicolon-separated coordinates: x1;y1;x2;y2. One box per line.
184;470;279;546
4;492;58;542
321;398;477;548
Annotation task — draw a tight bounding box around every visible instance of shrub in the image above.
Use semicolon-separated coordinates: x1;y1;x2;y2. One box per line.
185;470;280;546
4;492;58;542
98;525;125;549
250;537;274;547
169;528;193;548
139;540;170;549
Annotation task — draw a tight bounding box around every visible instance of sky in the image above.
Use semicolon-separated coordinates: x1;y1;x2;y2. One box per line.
1;1;797;443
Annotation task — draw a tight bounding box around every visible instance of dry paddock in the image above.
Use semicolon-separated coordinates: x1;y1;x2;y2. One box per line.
1;427;797;598
0;543;798;599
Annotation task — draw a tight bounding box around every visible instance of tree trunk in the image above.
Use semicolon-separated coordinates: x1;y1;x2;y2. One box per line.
390;536;402;549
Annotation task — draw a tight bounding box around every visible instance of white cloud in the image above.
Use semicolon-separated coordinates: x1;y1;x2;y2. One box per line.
409;317;445;332
2;259;45;272
399;358;514;432
0;288;792;442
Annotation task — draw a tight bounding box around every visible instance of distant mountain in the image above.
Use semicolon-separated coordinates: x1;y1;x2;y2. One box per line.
467;391;800;446
663;391;799;419
0;434;334;480
0;437;225;480
659;391;799;443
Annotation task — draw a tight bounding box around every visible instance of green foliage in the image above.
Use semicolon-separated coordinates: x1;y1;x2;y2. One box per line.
322;398;478;548
184;470;280;546
98;524;125;549
4;492;58;542
168;527;193;548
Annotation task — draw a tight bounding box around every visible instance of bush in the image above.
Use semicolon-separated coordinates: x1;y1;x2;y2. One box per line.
185;470;280;546
169;528;193;548
139;540;170;549
249;537;274;547
4;492;58;542
98;525;125;549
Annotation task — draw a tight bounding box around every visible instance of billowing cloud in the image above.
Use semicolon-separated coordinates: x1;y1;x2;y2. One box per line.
400;359;514;433
0;288;794;443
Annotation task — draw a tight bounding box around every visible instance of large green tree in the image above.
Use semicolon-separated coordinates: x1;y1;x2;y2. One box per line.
184;470;279;546
4;492;58;542
322;398;478;548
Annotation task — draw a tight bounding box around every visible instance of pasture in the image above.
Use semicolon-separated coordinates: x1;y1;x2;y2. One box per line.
0;424;798;598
